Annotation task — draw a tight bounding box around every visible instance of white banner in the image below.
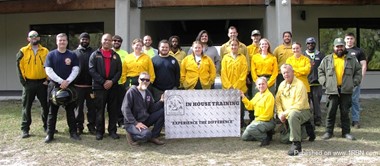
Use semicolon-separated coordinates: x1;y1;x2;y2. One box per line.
164;89;241;139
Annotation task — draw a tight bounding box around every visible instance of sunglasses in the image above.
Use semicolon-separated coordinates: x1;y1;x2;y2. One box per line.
306;43;315;45
140;78;150;82
29;34;39;38
113;40;122;43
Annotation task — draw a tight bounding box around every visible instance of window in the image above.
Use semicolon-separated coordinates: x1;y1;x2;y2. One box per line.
319;18;380;70
30;22;104;51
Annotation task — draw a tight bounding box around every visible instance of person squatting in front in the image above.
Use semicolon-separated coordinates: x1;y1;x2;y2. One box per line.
122;72;165;146
241;77;275;147
275;64;315;156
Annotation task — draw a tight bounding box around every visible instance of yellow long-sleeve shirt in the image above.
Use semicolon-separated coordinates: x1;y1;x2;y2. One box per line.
242;89;274;121
169;49;187;65
286;55;311;92
120;53;155;84
114;49;129;84
273;44;293;72
220;41;250;72
251;53;278;87
180;54;216;89
221;53;248;93
16;44;49;81
333;54;345;86
275;77;310;118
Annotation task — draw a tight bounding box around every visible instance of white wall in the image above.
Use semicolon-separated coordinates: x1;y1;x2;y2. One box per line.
0;10;115;91
1;5;380;91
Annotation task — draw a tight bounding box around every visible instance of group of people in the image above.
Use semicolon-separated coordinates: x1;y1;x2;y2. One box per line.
17;26;365;156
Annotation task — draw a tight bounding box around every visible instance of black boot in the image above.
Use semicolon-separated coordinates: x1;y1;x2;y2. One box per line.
304;121;316;142
288;141;302;156
266;130;274;141
260;137;270;147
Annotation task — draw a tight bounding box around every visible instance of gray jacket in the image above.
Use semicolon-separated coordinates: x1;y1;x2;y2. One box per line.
318;53;362;94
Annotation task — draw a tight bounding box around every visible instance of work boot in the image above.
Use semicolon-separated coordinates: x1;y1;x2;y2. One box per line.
21;131;30;138
126;132;139;146
260;137;270;147
288;141;302;156
304;121;316;142
342;134;356;141
149;138;165;145
266;130;274;141
44;134;54;143
109;132;120;139
322;132;333;140
70;133;81;141
352;121;361;129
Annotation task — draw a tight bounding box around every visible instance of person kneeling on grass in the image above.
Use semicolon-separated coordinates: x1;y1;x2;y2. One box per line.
121;72;165;146
241;77;275;146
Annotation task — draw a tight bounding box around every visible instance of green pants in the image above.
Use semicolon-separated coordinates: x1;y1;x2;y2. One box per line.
242;119;275;141
287;109;311;142
21;79;49;132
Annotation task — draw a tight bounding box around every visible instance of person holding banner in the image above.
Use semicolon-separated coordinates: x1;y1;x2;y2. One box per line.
122;72;165;146
221;38;248;128
241;77;275;146
180;41;216;89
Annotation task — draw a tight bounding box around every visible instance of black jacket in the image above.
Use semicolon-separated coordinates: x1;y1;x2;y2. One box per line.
122;85;164;125
73;45;94;85
89;48;122;90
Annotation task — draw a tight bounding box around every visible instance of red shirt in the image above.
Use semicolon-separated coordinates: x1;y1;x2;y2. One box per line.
101;49;112;79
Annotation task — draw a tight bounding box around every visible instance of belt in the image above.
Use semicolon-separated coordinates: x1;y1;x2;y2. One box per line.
257;75;271;77
26;78;45;82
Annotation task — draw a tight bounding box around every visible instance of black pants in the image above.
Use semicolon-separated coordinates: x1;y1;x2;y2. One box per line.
46;101;77;136
93;86;119;135
309;85;323;123
75;86;96;131
116;84;127;125
325;94;352;135
21;79;49;132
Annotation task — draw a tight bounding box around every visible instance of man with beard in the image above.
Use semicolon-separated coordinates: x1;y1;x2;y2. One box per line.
122;72;165;146
345;33;367;128
17;30;49;138
143;35;158;58
274;31;293;92
112;35;128;128
44;33;80;143
89;33;122;140
73;32;96;135
318;38;362;141
168;35;186;65
304;37;325;126
151;40;180;101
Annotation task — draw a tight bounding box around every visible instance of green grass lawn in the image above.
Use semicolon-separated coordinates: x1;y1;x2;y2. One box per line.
0;99;379;165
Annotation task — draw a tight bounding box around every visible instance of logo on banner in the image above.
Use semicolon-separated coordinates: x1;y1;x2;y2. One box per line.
166;95;185;115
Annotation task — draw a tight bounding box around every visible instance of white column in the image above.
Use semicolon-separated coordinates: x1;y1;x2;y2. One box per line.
264;0;292;47
115;0;130;51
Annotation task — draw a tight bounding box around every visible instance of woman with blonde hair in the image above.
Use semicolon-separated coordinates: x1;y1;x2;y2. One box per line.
180;41;216;89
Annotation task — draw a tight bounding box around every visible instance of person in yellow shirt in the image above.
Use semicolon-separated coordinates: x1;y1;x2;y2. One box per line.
241;77;275;147
16;30;49;138
246;29;262;100
121;38;155;89
169;35;187;65
275;64;314;156
273;31;293;92
251;38;278;95
180;41;216;89
286;42;311;92
221;38;248;128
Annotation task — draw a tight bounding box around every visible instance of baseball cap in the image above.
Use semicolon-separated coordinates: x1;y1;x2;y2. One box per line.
333;38;345;47
306;37;316;43
251;30;261;36
79;32;90;39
